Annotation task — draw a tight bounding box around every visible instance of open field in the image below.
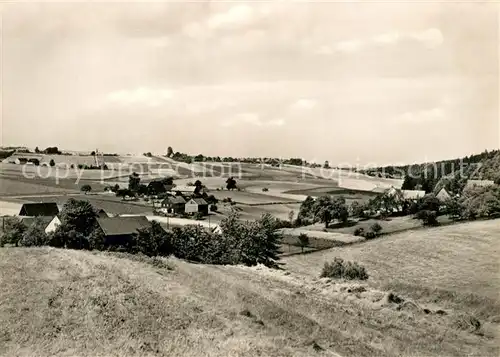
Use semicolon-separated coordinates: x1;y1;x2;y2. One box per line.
0;177;78;197
284;219;500;319
0;247;497;357
4;195;153;216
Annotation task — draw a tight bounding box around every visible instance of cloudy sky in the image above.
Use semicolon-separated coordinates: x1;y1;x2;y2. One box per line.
1;1;498;165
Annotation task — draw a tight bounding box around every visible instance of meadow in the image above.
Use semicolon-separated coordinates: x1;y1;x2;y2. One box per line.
0;246;497;357
284;219;500;319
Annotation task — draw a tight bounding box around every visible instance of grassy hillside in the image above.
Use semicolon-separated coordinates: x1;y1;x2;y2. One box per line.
0;247;498;356
284;219;500;319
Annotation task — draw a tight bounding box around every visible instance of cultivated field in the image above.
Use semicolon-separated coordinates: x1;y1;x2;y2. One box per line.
284;219;500;319
0;247;497;357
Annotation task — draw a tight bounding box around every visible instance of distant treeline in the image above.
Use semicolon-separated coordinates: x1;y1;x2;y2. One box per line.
364;150;500;193
167;149;320;167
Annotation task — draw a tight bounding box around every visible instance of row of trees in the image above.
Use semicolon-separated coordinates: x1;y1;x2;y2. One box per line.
0;200;283;268
294;184;500;230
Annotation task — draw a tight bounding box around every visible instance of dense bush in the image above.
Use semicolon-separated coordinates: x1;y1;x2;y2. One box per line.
3;202;283;269
320;258;368;280
210;204;218;212
353;227;364;236
20;220;48;247
0;217;26;247
364;231;376;239
416;210;439;226
370;222;383;235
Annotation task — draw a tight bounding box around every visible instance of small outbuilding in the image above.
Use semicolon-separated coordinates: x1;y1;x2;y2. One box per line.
185;198;209;216
436;188;452;202
96;216;151;249
161;196;186;214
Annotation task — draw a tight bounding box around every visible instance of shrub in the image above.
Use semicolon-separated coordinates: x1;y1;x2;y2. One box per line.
353;227;364;236
370;222;383;235
416;210;439;226
210;204;218;212
262;187;269;192
194;212;204;220
20;220;49;247
364;231;376;239
320;258;368;280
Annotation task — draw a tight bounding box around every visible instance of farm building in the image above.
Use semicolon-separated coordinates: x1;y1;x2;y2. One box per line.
19;202;60;217
147;180;173;195
97;209;109;218
171;185;198;195
45;216;62;234
436;188;452;202
96;216;151;248
160;196;186;214
185;198;209;216
19;216;55;233
464;180;495;190
401;190;426;200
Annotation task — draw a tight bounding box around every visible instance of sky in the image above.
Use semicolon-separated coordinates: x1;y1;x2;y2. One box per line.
0;1;498;166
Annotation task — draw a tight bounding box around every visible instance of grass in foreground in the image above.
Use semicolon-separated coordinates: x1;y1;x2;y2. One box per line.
0;247;498;356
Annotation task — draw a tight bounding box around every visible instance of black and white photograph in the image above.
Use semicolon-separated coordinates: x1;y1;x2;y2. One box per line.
0;1;498;356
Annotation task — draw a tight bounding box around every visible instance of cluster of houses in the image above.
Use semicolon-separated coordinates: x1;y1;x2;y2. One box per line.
158;185;210;216
384;179;496;203
15;202;151;243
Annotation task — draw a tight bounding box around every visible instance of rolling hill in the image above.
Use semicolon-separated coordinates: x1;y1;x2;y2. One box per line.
1;236;498;356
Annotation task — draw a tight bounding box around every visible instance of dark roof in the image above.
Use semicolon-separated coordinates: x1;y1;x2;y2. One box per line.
96;216;150;236
189;198;208;205
19;216;54;228
19;202;60;216
162;196;186;204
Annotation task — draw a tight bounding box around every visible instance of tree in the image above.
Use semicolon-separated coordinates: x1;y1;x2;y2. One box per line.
90;151;96;156
401;175;416;190
59;199;98;237
288;210;295;224
323;161;330;169
81;184;92;194
134;220;172;257
137;184;148;196
167;146;174;158
350;201;366;218
49;159;55;167
297;233;309;253
194;180;204;195
416;210;439;226
312;195;348;228
128;172;141;192
298;196;315;223
1;218;26;247
20;218;48;247
226;177;237;190
34;146;40;153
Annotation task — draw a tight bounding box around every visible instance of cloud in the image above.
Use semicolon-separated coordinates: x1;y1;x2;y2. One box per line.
107;87;173;107
207;5;255;30
291;99;317;110
220;113;285;127
394;107;447;123
317;28;443;55
335;40;363;53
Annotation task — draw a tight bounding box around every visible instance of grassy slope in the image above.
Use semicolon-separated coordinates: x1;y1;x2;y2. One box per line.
284;219;500;318
0;248;498;357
